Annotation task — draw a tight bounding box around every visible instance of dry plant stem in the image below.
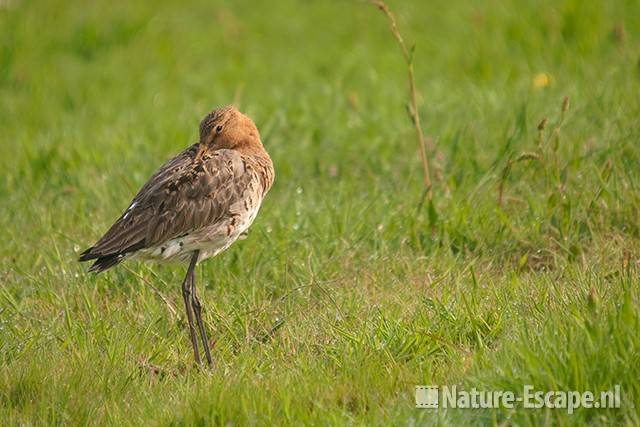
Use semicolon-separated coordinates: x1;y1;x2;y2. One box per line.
372;0;432;201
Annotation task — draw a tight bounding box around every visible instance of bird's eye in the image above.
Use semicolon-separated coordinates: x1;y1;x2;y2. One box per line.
215;125;223;133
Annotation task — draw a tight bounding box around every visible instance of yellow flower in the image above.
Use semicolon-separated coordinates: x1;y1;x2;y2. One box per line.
532;73;552;89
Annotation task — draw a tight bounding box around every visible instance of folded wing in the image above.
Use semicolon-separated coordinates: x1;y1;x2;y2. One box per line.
79;146;253;272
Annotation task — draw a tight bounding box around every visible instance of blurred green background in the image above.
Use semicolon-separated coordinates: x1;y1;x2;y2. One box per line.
1;0;639;425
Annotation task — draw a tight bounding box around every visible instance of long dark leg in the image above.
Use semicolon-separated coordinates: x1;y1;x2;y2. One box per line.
182;252;201;365
190;250;213;366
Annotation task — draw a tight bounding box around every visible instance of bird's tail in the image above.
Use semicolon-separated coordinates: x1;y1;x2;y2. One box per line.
78;242;143;273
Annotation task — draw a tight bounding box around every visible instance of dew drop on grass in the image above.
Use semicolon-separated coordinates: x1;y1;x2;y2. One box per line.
296;187;303;195
266;226;272;233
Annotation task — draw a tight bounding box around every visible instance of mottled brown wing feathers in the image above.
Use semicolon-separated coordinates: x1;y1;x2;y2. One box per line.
144;151;252;246
79;147;254;272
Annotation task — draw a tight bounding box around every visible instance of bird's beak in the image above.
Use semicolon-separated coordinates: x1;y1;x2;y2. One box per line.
195;142;207;161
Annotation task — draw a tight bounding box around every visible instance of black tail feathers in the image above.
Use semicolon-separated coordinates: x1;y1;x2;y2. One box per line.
78;242;143;273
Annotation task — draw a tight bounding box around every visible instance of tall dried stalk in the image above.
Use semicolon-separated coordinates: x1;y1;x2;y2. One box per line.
372;0;433;202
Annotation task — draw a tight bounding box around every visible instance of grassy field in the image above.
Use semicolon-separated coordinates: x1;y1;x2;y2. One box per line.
1;0;640;425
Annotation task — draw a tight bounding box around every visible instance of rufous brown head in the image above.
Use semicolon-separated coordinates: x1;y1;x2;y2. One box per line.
198;106;263;155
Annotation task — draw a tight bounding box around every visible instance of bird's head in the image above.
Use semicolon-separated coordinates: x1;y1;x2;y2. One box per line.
197;106;263;157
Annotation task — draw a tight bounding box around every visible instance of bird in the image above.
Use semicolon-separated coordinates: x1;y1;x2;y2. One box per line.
79;105;275;366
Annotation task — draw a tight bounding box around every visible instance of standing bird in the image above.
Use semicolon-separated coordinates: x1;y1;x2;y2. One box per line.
79;106;274;366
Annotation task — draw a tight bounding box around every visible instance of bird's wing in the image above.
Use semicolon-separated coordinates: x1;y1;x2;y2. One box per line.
79;147;254;271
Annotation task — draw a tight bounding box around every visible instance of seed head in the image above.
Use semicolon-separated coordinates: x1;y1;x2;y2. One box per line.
537;118;548;131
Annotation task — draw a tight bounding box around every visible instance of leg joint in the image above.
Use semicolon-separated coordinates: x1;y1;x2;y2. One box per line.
182;282;191;298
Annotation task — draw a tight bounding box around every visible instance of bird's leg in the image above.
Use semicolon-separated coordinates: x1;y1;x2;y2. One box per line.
190;251;213;366
182;252;201;365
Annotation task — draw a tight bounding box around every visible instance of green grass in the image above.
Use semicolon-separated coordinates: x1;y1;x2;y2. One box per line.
1;0;640;425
